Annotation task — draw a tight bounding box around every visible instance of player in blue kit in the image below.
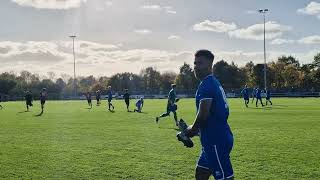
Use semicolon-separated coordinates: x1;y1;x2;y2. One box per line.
241;85;250;107
255;87;264;107
107;86;114;111
265;88;273;105
251;87;257;104
134;97;144;113
184;50;234;180
156;84;179;126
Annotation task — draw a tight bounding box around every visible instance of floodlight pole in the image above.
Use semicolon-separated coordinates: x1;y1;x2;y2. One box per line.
259;9;268;90
69;35;77;98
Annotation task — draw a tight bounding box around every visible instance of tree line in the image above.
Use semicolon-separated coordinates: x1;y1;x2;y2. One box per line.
0;53;319;99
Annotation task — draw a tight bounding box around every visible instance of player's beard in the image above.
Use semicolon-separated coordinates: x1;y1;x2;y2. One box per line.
194;69;207;80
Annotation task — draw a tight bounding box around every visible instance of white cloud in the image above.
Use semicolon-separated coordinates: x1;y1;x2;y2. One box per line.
141;5;177;14
297;1;320;19
166;10;177;14
214;50;318;65
164;6;177;14
1;40;317;77
193;20;237;33
245;10;258;14
11;0;87;10
141;5;162;10
105;1;112;6
298;35;320;44
228;21;292;40
0;41;194;76
270;39;295;45
134;29;152;35
168;35;181;40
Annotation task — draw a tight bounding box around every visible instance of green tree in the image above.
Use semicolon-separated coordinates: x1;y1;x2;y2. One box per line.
213;60;245;90
313;53;320;68
278;56;300;68
0;73;17;94
140;67;161;94
175;63;198;92
160;71;176;93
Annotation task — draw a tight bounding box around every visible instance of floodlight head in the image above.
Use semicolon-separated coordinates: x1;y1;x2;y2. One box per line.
258;9;263;13
264;9;269;12
69;35;76;38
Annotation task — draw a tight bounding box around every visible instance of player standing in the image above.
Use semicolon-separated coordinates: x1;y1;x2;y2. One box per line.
107;86;115;111
251;87;257;104
241;85;249;107
184;50;234;180
96;90;101;106
123;89;130;112
255;87;264;107
265;88;273;105
85;91;92;109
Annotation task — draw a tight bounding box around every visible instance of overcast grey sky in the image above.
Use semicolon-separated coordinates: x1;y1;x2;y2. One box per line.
0;0;319;77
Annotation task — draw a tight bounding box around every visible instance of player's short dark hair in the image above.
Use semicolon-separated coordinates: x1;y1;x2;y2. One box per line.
195;49;214;63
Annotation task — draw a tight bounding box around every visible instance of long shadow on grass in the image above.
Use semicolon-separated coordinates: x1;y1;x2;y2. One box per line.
271;104;289;107
17;110;29;114
133;111;148;114
247;106;286;110
34;111;43;117
158;126;180;131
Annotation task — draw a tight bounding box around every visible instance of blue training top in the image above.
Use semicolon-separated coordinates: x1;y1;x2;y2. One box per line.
266;90;271;98
136;99;143;107
241;88;249;99
256;88;262;98
107;90;112;100
195;75;233;146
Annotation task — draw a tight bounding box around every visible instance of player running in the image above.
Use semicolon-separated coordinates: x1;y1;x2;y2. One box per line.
265;88;273;105
123;89;130;112
184;50;234;180
40;88;48;113
25;91;33;111
156;84;179;126
134;97;144;113
85;91;92;109
107;86;115;111
255;87;264;107
241;85;250;107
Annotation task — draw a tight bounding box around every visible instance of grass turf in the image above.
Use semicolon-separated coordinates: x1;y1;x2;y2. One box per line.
0;98;319;179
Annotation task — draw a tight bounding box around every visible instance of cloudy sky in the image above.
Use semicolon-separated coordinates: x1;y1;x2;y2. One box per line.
0;0;319;77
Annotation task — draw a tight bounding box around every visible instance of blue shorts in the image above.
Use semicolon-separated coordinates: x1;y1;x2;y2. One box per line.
244;97;249;100
197;143;234;180
167;104;177;112
108;98;112;102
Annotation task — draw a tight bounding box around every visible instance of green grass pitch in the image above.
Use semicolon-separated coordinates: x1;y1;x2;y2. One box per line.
0;98;319;179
